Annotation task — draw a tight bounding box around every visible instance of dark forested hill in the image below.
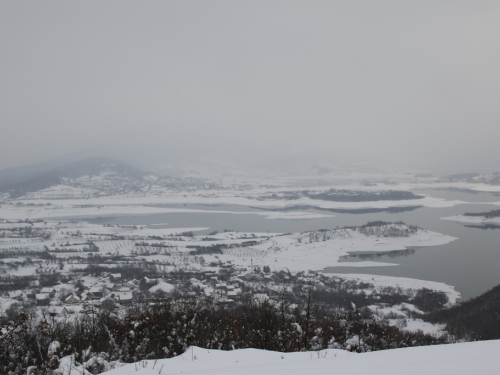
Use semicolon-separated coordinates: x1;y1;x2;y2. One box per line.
428;284;500;340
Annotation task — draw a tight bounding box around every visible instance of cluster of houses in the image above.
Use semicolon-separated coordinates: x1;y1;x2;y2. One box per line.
5;273;138;317
2;267;342;320
4;269;247;318
202;278;243;303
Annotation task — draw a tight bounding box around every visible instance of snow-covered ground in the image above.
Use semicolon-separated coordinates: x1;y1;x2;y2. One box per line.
0;217;460;310
149;280;175;293
324;273;460;304
91;341;500;375
0;219;456;272
210;225;457;272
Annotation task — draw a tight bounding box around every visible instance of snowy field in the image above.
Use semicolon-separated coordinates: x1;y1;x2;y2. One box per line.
0;219;456;271
0;216;460;312
89;341;500;375
323;273;460;304
209;225;457;272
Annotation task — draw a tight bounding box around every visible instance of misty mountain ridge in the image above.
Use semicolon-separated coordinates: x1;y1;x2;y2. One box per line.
0;152;90;189
2;155;499;200
0;157;158;198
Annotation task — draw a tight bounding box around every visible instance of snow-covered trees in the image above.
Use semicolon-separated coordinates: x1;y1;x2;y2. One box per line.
0;297;449;375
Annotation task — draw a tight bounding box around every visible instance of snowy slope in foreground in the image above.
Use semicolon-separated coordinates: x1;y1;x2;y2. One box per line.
101;341;500;375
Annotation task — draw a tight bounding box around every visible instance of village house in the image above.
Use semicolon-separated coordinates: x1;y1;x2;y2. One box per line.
48;306;69;318
36;293;50;306
100;297;117;311
227;290;241;300
40;287;56;297
88;286;104;298
65;293;81;305
7;290;23;301
315;281;325;291
124;279;138;288
80;291;93;303
116;292;133;305
26;291;37;300
65;305;84;315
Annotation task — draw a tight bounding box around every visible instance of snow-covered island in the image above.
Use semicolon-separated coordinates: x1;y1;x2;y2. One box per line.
442;209;500;226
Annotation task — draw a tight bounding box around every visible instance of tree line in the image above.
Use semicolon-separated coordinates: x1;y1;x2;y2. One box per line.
1;294;451;375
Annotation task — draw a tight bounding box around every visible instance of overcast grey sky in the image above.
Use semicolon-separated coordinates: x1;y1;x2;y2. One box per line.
1;1;499;173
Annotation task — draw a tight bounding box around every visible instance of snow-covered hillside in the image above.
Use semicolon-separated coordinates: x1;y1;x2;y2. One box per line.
93;341;500;375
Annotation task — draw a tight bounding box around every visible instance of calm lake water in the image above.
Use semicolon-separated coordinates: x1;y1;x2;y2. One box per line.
88;189;500;301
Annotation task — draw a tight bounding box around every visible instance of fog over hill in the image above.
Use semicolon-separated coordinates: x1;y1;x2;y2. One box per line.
1;2;500;173
0;157;150;197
